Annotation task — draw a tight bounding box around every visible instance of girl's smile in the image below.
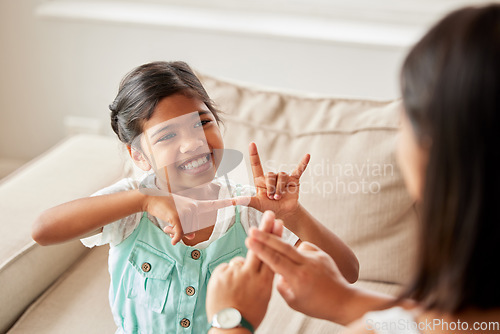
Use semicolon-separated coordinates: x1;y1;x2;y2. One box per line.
177;152;213;174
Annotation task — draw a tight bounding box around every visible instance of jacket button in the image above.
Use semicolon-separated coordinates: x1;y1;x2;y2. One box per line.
186;286;195;296
180;318;191;328
141;262;151;272
191;250;201;260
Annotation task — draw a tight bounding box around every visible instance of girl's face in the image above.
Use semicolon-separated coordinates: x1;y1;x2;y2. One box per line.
133;93;224;193
396;110;429;202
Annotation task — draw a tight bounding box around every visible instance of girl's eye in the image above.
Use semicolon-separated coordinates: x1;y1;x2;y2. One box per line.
157;133;176;143
194;119;212;128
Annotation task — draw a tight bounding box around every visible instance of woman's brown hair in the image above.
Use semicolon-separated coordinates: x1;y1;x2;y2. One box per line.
401;4;500;313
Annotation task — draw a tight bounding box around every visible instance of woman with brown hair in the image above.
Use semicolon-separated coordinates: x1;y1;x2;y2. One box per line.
207;4;500;333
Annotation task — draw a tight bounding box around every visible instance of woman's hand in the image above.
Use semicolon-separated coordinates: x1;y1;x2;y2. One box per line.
206;211;281;331
247;142;310;219
246;228;357;324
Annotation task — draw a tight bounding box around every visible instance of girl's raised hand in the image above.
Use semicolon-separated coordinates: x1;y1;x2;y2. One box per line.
141;140;310;244
247;142;310;218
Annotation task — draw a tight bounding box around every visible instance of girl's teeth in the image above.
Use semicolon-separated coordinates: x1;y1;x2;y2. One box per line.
181;155;208;170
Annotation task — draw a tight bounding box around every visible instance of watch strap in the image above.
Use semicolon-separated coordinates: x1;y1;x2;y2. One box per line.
239;315;254;333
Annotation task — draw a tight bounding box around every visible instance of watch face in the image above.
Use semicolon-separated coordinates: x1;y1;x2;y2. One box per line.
217;308;242;328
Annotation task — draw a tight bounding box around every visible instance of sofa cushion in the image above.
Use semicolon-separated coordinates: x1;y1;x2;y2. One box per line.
199;73;418;285
7;246;116;334
0;134;131;333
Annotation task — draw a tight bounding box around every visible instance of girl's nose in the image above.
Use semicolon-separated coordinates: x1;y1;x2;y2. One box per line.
179;138;204;154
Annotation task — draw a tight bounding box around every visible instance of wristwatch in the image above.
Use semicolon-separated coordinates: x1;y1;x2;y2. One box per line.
210;307;255;333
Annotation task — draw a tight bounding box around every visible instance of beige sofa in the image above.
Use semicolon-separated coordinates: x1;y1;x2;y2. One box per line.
0;74;418;333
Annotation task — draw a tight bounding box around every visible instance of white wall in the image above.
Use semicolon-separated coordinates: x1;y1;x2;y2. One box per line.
0;0;416;162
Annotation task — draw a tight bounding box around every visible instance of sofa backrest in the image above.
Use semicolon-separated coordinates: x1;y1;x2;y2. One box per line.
200;73;418;285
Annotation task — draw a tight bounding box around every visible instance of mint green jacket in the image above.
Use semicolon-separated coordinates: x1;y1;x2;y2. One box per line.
108;206;246;334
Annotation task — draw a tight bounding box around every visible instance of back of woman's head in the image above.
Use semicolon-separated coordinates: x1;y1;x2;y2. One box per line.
401;4;500;313
110;61;220;145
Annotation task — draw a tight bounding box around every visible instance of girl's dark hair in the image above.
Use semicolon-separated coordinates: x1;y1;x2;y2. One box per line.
401;4;500;313
110;61;220;145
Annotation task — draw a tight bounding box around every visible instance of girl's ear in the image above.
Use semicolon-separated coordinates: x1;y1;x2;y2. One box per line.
127;145;152;171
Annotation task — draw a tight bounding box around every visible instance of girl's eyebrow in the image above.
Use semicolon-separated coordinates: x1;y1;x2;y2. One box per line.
150;124;172;138
196;110;211;117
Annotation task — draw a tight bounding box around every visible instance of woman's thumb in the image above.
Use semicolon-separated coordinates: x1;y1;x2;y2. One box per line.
297;241;320;252
276;275;296;304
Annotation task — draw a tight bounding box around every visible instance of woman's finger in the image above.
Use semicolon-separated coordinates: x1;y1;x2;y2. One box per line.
274;172;288;200
272;219;284;236
211;262;229;275
297;240;321;252
246;235;301;279
260;211;277;233
248;226;309;279
276;275;295;302
229;256;245;267
265;172;277;199
244;211;276;272
250;228;306;263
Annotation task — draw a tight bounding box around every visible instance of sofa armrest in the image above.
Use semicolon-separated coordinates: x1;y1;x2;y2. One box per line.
0;134;131;333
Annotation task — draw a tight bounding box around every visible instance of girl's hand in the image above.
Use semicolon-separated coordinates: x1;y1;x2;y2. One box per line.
246;228;354;323
142;191;248;245
247;142;310;219
207;211;280;331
